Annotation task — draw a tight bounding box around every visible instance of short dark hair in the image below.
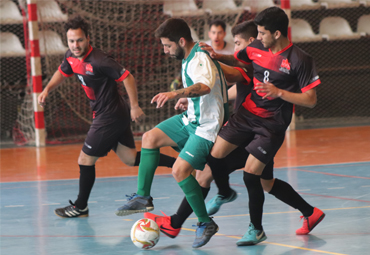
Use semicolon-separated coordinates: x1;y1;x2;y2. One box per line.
254;7;288;37
208;19;226;32
64;15;89;37
231;20;257;40
154;18;192;43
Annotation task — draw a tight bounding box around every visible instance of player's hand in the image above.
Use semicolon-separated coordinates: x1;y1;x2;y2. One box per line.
130;106;145;123
38;90;48;107
255;82;283;99
174;98;188;111
199;42;219;59
151;91;177;108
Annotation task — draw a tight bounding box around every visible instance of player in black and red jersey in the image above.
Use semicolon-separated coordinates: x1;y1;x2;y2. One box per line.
38;16;175;218
200;7;325;246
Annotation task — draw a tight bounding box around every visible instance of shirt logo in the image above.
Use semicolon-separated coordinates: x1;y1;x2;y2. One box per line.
86;63;94;75
252;52;262;57
279;59;290;74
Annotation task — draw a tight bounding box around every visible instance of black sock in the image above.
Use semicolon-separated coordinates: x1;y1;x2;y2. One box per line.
269;178;314;217
74;165;95;209
134;151;176;168
171;186;210;229
207;154;232;197
243;171;264;230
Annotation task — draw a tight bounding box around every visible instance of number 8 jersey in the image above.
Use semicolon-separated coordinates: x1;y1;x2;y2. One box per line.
235;39;320;127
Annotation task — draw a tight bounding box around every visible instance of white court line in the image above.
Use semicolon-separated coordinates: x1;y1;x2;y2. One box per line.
361;185;370;187
42;203;60;206
5;205;24;207
296;189;311;191
327;187;345;189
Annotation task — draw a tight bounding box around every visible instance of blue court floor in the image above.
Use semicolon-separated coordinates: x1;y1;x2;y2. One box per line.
1;162;370;255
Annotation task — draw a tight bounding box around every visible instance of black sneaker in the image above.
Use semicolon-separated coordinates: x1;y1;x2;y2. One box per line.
54;200;89;218
192;218;219;248
115;193;154;216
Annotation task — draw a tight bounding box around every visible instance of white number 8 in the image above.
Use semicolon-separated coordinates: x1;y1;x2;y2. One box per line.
263;70;270;83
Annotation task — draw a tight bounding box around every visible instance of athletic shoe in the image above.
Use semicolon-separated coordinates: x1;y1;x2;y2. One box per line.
144;211;181;238
206;189;237;215
296;207;325;235
115;193;154;216
236;223;267;246
54;200;89;218
192;218;219;248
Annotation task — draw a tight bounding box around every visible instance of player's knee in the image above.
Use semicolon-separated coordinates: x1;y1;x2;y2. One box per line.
141;130;159;148
261;178;275;192
78;153;96;166
196;166;213;188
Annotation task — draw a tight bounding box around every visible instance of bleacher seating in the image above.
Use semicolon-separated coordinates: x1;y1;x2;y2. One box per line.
319;16;361;40
37;0;67;22
357;14;370;34
291;0;321;10
291;19;322;42
0;32;25;57
163;0;205;17
38;30;67;55
0;0;23;24
203;0;248;15
242;0;275;13
319;0;361;9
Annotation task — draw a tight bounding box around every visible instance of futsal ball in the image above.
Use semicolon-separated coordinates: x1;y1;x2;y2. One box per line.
130;218;160;249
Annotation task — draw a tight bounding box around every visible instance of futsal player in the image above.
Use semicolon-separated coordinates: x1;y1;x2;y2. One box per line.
115;18;229;248
202;7;325;245
38;15;175;218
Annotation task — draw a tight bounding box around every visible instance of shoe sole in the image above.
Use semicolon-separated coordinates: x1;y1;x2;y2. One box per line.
54;211;89;218
236;236;267;246
297;212;326;235
115;207;154;216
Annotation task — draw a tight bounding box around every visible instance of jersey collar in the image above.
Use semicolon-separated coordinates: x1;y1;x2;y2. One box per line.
269;41;293;56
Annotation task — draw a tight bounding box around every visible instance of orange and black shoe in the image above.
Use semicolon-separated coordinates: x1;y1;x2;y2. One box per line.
144;211;181;238
296;207;325;235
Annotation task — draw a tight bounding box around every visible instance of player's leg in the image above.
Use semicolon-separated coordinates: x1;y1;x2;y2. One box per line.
55;120;122;218
236;155;267;246
261;169;325;235
115;115;184;216
114;120;176;168
174;134;218;248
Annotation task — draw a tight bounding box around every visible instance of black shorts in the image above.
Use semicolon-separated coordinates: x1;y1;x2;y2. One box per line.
218;106;286;165
82;119;135;157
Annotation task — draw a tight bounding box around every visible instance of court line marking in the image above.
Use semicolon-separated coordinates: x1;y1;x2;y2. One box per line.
288;168;370;180
180;227;347;255
187;205;370;219
2;161;369;184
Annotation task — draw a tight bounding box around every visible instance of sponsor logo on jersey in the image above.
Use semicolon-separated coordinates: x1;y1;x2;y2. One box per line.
84;142;92;149
252;52;262;57
86;63;94;75
279;58;290;74
257;146;267;155
310;75;319;83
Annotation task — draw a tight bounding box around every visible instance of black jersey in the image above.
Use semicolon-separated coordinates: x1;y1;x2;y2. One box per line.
59;46;130;123
235;40;320;126
233;67;252;110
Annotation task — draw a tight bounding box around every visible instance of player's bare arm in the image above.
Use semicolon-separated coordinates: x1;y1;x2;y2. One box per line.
255;82;317;108
151;83;211;108
199;42;245;67
219;63;245;83
122;73;145;123
38;70;66;107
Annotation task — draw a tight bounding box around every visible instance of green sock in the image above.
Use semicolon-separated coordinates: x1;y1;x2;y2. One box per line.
178;175;210;223
137;148;160;196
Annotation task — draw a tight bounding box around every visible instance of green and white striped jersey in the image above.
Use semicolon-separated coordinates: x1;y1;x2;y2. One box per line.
181;42;229;142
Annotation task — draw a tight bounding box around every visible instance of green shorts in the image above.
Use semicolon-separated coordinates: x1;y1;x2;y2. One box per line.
156;114;214;170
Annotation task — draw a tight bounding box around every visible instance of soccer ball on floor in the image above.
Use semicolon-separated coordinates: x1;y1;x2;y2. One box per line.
130;218;160;249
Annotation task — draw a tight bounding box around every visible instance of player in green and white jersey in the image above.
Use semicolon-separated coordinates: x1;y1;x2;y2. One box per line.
116;18;228;248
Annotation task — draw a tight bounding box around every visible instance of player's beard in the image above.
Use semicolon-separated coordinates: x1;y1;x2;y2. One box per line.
174;46;185;60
